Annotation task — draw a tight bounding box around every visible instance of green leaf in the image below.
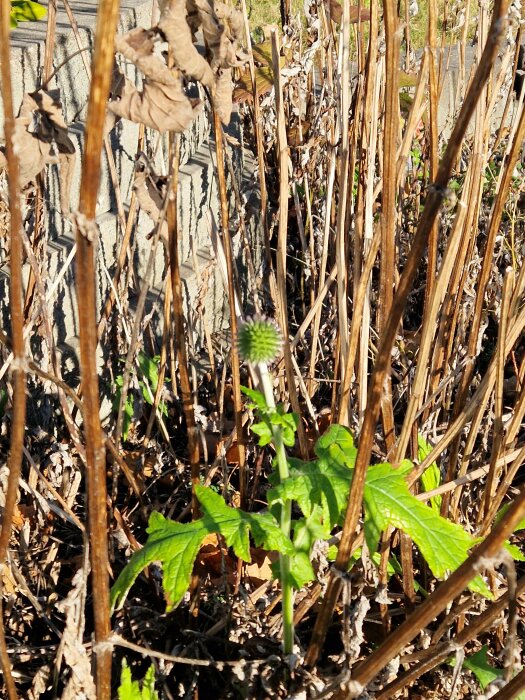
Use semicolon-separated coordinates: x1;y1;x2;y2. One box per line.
269;425;356;529
118;660;159;700
504;541;525;562
10;0;46;26
364;463;492;598
314;424;357;468
110;511;207;613
251;419;274;446
461;647;525;697
113;376;134;441
241;385;268;412
197;485;294;560
287;551;315;589
418;435;442;512
463;646;502;690
268;425;492;597
138;353;161;391
251;406;297;448
268;452;353;528
111;485;293;612
137;353;168;416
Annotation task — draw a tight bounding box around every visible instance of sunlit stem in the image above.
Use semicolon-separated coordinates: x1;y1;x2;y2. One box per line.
257;361;294;655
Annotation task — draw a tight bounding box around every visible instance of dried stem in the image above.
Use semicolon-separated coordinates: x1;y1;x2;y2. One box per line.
74;0;121;695
0;0;28;697
378;0;399;451
212;112;246;507
167;137;201;512
305;0;509;666
271;30;308;458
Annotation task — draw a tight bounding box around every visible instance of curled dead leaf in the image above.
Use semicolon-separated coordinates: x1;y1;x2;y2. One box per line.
158;0;215;87
0;89;75;190
108;30;202;133
133;167;169;240
214;67;234;125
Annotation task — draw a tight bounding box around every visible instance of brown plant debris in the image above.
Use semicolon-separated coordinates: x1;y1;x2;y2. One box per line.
0;89;75;193
108;0;246;132
108;28;202;134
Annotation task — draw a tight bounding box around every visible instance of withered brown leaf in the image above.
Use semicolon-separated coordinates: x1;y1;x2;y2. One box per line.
108;29;201;133
0;89;75;188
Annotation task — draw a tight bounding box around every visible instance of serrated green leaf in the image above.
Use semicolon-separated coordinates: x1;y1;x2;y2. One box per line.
197;485;294;560
364;463;492;598
142;666;158;699
241;385;268;412
110;511;207;613
288;551;315;589
268;453;353;528
118;661;140;700
251;419;273;446
111;486;293;612
118;660;159;700
293;509;331;552
504;541;525;562
463;646;502;690
268;425;356;527
461;647;525;697
364;507;382;554
271;408;298;446
418;435;442;512
314;424;357;468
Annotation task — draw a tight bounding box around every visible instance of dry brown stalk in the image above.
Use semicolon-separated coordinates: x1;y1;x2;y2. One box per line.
480;269;514;523
0;0;28;697
73;0;122;695
166;137;201;513
425;0;439;309
211;112;247;506
378;0;399;452
239;0;273;283
334;0;352;375
306;0;509;667
271;30;308;458
376;575;525;699
342;488;525;696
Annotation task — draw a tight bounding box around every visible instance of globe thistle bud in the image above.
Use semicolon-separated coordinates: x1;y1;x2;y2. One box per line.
237;316;283;364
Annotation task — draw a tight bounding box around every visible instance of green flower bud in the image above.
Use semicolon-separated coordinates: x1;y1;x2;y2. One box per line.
237;317;282;364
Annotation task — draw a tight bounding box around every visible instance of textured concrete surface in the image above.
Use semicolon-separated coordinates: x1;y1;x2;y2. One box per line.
0;0;260;362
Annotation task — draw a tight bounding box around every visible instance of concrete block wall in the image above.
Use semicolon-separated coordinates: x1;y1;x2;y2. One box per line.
0;0;258;363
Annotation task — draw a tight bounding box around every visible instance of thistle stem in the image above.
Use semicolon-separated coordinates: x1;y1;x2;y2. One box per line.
258;362;294;654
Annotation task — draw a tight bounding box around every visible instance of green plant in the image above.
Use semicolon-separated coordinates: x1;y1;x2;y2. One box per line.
118;659;159;700
452;646;525;698
109;319;525;658
10;0;46;27
113;353;169;440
